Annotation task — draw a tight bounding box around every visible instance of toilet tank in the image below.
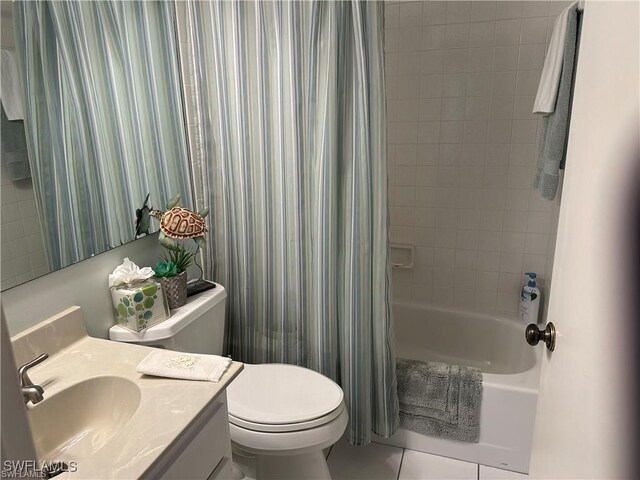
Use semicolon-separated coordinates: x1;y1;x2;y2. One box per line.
109;285;227;355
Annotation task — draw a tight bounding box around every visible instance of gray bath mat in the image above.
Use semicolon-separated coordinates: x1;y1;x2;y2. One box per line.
396;358;483;443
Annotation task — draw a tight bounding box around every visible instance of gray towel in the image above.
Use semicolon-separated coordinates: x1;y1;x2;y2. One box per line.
534;6;582;200
1;104;31;181
396;358;482;443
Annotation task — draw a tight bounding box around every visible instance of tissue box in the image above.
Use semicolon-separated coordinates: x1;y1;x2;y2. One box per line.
111;280;170;332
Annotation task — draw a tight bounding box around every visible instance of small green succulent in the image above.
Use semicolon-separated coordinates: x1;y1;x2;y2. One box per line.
160;244;196;274
153;260;179;278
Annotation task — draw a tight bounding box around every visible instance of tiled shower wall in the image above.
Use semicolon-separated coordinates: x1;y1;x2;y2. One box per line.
0;169;49;290
1;2;50;290
386;1;567;316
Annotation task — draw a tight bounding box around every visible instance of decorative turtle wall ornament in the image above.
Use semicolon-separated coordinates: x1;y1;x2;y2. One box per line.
149;194;209;250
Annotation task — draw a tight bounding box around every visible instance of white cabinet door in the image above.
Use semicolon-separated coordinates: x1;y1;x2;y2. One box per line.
160;394;233;479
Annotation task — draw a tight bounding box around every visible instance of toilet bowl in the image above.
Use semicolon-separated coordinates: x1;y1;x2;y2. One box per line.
227;364;347;479
109;286;347;479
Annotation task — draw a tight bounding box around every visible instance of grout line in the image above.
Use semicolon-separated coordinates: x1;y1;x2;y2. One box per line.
396;448;406;480
477;463;480;480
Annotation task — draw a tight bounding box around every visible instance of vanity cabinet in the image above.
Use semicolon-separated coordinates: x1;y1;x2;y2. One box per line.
152;393;234;480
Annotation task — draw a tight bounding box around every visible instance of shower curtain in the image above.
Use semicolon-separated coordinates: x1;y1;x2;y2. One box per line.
13;1;192;270
183;0;398;444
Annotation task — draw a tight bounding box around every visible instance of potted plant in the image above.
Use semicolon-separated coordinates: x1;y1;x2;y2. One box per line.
153;244;196;309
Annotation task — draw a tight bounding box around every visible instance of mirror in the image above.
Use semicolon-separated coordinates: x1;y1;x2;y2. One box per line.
0;1;192;291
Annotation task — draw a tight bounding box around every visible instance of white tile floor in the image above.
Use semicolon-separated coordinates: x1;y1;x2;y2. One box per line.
326;437;529;480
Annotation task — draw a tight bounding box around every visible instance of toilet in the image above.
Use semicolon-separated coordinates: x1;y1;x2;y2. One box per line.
109;285;347;479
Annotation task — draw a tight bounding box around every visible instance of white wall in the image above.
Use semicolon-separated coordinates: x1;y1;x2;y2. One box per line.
1;234;164;338
529;1;639;477
385;0;568;316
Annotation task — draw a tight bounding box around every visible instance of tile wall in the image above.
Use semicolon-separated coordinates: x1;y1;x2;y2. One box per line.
1;2;50;290
385;0;569;316
0;169;49;290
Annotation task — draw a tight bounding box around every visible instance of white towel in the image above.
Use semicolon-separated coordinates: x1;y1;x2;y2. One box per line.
532;2;577;115
137;349;232;382
0;49;24;120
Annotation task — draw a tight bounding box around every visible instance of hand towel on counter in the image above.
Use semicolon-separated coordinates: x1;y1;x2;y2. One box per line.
0;49;24;120
534;5;582;200
532;2;577;114
137;349;232;382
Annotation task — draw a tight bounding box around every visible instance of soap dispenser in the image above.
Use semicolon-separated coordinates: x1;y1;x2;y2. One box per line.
520;272;540;324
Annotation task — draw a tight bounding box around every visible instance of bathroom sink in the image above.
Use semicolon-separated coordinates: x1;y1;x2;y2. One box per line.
27;376;141;462
11;306;243;478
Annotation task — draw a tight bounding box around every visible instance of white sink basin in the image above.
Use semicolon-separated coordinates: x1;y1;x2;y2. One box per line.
27;376;141;462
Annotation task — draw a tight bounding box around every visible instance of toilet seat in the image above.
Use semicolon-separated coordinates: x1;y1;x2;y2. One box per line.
226;363;348;456
229;403;345;433
227;363;344;431
229;402;345;433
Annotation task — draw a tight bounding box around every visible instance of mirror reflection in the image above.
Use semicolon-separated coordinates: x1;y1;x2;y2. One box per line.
0;1;192;290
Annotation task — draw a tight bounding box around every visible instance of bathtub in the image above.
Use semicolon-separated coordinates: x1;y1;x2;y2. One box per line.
373;302;542;474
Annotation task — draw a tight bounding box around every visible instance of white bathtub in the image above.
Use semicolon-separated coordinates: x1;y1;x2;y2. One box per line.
374;302;542;474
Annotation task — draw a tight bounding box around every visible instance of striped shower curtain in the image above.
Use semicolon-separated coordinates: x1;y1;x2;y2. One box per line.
13;1;192;270
183;1;398;444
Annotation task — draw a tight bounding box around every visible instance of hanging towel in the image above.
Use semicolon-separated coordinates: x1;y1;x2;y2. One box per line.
533;3;577;114
534;5;582;200
137;349;232;382
0;49;24;120
396;358;482;443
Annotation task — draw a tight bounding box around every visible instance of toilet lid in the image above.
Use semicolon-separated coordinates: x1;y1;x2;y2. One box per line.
227;364;344;426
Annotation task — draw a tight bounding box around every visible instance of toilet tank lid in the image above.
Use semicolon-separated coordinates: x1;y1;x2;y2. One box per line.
109;284;227;343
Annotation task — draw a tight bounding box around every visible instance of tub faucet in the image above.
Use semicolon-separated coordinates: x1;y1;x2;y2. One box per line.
18;353;49;405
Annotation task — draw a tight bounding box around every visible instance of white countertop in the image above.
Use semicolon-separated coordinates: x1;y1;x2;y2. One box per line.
11;306;243;479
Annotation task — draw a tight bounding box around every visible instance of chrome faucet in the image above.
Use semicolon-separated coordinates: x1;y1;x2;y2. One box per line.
18;353;49;405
